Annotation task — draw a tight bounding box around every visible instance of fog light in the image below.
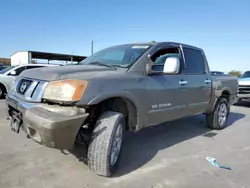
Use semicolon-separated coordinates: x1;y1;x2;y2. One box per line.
26;126;42;142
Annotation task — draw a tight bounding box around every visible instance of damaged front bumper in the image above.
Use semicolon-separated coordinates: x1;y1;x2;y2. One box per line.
6;93;89;149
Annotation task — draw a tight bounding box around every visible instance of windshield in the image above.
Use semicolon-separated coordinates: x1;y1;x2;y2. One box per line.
79;44;152;68
0;66;16;74
240;71;250;78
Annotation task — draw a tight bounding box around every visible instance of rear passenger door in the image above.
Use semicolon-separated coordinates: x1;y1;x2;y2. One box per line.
182;48;212;115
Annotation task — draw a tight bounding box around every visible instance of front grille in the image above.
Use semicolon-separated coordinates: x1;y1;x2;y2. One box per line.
10;77;48;102
238;85;250;94
17;79;33;95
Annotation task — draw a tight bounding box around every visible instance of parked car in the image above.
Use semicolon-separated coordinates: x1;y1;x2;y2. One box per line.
237;71;250;101
211;71;225;75
6;42;238;177
0;64;58;98
0;65;9;71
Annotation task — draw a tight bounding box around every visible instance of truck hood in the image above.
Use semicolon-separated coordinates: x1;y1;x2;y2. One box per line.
20;65;121;81
238;77;250;81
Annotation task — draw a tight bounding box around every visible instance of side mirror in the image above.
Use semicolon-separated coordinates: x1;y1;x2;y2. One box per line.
162;56;180;74
147;56;180;75
9;70;17;76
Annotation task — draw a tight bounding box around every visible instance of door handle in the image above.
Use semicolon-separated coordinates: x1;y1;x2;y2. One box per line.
205;79;211;84
179;80;188;85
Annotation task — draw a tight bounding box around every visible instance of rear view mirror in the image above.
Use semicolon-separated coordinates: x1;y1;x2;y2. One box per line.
163;57;180;74
9;70;16;76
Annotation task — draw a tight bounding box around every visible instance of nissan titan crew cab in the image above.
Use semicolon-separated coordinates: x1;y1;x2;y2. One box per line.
6;42;238;177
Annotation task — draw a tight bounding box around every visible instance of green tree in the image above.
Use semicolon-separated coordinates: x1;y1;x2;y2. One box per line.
228;70;242;77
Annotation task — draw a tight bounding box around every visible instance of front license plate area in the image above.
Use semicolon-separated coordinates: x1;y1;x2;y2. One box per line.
8;105;23;133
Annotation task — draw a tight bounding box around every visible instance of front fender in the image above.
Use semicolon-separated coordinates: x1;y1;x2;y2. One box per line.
0;77;14;93
87;92;139;107
78;91;146;131
0;81;9;92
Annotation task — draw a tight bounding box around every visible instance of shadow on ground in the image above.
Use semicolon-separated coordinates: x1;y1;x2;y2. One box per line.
69;112;245;177
227;112;245;126
234;100;250;108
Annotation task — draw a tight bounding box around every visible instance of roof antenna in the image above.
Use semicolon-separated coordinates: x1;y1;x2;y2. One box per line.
91;40;94;55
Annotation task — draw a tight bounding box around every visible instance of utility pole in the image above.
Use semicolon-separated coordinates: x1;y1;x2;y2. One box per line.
91;40;94;55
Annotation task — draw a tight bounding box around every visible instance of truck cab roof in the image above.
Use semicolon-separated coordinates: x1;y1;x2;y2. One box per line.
120;41;203;51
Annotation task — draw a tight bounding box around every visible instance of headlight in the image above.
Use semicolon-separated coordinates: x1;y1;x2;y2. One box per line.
43;80;88;102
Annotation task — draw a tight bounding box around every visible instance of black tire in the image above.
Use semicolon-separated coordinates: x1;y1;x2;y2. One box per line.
87;111;125;177
206;97;230;130
0;85;6;99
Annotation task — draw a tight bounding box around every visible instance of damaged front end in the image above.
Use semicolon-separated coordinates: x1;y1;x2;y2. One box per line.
6;77;89;149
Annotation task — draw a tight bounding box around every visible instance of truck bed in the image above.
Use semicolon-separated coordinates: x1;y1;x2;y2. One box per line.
210;74;238;106
212;74;238;94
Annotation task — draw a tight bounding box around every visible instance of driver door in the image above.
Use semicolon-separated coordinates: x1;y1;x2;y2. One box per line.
145;46;189;126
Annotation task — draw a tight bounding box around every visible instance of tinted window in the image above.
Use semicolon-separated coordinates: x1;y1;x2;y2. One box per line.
241;71;250;78
26;66;44;70
183;48;205;74
211;71;225;75
15;66;26;75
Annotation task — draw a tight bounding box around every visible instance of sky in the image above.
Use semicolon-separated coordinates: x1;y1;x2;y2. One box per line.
0;0;249;72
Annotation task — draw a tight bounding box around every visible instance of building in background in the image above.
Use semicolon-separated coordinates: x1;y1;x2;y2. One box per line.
0;58;11;65
0;58;11;71
11;51;87;66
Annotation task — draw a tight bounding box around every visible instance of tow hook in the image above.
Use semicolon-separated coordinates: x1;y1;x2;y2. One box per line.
10;115;22;133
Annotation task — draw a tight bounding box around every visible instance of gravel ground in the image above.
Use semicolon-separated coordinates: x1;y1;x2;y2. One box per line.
0;99;249;188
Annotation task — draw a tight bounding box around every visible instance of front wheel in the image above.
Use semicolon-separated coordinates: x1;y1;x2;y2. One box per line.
206;97;230;130
0;85;6;99
87;111;125;177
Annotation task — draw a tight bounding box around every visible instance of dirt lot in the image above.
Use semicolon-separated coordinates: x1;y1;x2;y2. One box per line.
0;99;250;188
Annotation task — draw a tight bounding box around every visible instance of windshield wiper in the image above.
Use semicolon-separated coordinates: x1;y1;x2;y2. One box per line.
88;61;117;70
111;64;129;68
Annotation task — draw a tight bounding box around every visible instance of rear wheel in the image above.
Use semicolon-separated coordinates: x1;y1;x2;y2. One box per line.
87;111;125;177
206;97;229;130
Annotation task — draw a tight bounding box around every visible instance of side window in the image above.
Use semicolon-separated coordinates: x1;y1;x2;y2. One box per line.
183;48;205;74
25;66;44;70
151;48;180;64
150;47;180;72
15;66;26;75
